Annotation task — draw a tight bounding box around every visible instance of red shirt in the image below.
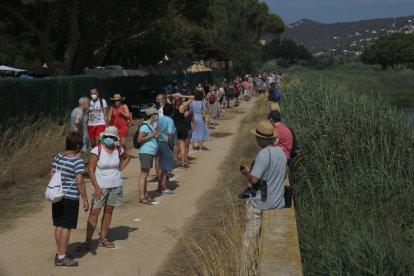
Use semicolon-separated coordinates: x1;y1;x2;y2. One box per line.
274;123;293;159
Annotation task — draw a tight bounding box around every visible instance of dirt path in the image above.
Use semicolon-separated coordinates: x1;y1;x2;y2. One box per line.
0;98;257;276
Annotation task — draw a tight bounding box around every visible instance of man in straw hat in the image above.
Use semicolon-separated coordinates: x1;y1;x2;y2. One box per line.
240;120;287;251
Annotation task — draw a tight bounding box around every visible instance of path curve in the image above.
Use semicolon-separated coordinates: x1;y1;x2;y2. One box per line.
0;98;257;276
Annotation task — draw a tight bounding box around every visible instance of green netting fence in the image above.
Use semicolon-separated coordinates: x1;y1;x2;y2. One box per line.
0;70;230;126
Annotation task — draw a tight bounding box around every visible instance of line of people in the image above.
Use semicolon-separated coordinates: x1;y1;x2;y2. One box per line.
50;73;286;266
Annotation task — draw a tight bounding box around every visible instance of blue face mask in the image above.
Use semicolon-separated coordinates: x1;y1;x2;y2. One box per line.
102;137;115;147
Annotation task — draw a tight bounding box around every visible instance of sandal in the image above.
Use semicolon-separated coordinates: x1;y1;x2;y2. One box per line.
139;198;157;205
98;239;115;248
76;242;92;252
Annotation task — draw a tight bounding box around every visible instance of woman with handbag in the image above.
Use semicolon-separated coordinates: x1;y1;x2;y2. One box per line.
50;132;89;267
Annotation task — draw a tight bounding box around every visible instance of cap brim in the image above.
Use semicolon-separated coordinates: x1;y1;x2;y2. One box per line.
100;133;120;140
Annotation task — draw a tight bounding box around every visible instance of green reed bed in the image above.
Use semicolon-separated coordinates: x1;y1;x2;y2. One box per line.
283;77;414;275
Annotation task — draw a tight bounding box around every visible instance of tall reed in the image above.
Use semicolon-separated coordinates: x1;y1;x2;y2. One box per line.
283;77;414;275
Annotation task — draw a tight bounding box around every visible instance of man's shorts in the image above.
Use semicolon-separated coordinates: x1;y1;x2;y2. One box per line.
88;125;106;139
244;89;250;96
139;153;154;169
157;142;174;171
225;95;233;101
91;186;123;208
52;198;80;229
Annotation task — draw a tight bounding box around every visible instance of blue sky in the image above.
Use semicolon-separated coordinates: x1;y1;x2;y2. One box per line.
262;0;414;24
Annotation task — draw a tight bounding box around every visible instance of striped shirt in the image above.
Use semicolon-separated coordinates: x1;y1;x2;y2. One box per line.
51;154;85;200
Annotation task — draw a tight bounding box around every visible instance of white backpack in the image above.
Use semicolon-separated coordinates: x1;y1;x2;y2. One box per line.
45;156;76;203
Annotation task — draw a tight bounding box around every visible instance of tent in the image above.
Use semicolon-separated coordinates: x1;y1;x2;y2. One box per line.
186;63;212;73
0;65;27;76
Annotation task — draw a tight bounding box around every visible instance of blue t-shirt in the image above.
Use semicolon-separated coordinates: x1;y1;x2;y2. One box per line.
157;116;177;145
51;154;85;200
139;122;158;155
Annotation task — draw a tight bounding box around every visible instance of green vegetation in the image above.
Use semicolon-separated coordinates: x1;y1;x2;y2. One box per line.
0;0;283;75
282;76;414;275
261;39;312;67
361;33;414;69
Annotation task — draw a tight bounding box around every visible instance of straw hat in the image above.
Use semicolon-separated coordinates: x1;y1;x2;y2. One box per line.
250;120;276;138
210;85;217;91
100;126;119;140
110;93;126;101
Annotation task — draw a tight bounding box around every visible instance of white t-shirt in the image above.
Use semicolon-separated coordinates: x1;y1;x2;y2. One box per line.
91;146;124;188
88;98;108;126
158;105;165;118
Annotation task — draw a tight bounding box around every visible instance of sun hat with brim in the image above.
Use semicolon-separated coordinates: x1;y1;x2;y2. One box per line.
110;94;126;101
250;120;276;138
146;107;159;117
100;126;119;140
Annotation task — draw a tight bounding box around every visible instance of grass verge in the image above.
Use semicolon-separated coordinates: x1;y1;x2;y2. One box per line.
158;97;267;275
0;117;66;231
283;76;414;274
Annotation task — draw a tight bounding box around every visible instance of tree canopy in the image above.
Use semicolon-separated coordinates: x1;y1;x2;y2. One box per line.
0;0;284;75
361;33;414;69
261;39;312;66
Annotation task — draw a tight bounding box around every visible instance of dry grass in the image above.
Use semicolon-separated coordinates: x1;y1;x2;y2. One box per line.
158;97;267;276
0;117;67;230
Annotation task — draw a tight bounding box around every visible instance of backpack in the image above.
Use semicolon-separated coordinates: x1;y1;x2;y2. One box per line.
45;155;76;203
209;93;216;104
133;122;151;149
269;87;281;102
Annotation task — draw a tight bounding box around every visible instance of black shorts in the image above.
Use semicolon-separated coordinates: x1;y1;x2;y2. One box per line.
177;127;189;140
52;198;80;229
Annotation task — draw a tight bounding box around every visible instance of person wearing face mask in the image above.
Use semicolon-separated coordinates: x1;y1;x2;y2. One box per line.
88;88;109;149
109;93;130;150
77;126;130;251
137;108;160;205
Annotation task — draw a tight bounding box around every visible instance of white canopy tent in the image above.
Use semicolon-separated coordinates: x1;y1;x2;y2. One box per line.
0;65;27;76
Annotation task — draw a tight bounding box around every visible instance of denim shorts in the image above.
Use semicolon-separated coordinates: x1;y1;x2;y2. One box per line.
157;142;174;171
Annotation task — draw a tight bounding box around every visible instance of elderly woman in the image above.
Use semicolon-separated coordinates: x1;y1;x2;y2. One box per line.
77;126;130;251
190;88;210;151
51;132;89;266
206;85;220;126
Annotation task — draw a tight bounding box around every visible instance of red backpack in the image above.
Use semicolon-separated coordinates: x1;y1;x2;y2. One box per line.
209;93;216;104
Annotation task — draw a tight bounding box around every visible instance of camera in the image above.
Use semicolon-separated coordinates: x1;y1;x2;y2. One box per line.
239;179;267;201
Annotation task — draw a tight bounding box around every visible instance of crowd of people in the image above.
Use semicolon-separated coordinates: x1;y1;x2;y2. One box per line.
51;72;289;267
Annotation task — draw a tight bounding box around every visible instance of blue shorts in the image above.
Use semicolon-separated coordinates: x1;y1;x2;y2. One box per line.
225;95;233;101
157;142;174;171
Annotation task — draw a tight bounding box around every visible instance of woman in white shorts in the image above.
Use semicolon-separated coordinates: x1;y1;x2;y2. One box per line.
77;126;130;250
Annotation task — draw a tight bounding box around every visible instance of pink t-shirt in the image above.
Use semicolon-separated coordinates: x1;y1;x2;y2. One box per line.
275;123;293;159
242;81;250;90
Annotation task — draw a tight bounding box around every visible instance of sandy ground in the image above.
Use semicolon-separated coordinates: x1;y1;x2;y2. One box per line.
0;98;256;276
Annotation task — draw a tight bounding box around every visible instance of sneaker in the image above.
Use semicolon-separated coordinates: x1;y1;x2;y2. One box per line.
55;256;79;267
162;189;175;195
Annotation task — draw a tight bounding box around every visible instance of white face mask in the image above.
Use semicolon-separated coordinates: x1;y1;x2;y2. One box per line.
91;94;98;100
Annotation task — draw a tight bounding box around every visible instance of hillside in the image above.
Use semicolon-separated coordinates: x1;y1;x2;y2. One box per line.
282;15;414;56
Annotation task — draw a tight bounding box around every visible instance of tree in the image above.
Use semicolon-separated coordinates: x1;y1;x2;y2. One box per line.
194;0;284;72
361;33;414;69
0;0;192;75
261;39;312;66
